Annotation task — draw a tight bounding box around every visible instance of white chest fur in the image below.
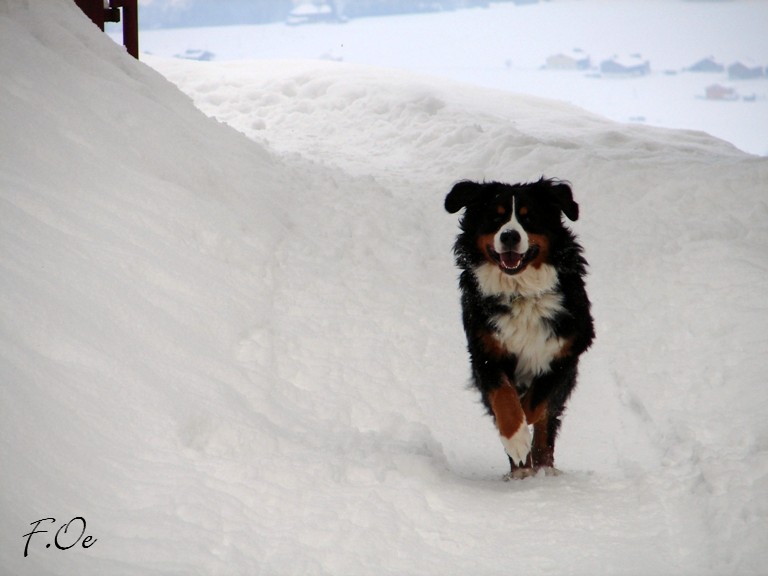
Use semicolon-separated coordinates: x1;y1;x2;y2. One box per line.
474;262;567;388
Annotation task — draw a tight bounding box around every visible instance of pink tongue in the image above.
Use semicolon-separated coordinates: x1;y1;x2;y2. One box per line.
499;251;523;269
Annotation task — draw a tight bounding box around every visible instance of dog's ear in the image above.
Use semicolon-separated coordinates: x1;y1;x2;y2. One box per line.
548;181;579;221
445;180;483;214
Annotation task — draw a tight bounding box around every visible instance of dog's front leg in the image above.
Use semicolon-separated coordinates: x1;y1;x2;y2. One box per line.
488;377;531;467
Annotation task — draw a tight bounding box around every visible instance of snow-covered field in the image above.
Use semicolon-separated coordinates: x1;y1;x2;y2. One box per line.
133;0;768;157
2;1;768;575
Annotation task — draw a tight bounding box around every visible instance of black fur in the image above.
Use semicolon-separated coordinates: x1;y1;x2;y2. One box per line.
445;177;594;476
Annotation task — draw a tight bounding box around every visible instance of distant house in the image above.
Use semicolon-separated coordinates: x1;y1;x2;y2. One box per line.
174;49;215;62
705;84;738;101
286;1;347;25
687;57;724;73
728;61;764;80
600;54;650;77
546;49;591;71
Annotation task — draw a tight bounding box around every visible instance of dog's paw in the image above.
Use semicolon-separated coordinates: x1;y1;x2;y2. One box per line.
503;466;563;481
500;422;531;466
503;467;537;481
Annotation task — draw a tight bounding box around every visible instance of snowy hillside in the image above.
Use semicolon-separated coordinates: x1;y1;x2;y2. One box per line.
2;1;768;575
133;0;768;157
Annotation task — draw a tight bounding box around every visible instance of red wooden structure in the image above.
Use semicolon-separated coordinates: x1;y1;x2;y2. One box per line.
74;0;139;59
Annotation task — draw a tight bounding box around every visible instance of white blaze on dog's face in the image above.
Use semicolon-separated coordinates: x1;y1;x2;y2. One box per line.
493;197;529;264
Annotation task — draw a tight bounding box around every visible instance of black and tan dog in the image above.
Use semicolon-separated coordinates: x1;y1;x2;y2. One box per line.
445;178;594;478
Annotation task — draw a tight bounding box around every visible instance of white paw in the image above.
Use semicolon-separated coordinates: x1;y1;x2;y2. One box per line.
500;422;531;466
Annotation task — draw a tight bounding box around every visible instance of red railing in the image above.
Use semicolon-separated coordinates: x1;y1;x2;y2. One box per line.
74;0;139;59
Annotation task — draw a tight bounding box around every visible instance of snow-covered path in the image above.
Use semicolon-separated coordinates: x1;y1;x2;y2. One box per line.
2;1;767;574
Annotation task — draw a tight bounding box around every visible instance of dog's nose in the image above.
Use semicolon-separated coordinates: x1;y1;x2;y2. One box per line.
499;229;521;248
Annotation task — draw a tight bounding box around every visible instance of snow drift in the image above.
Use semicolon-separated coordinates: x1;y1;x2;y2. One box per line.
134;0;768;157
2;1;767;574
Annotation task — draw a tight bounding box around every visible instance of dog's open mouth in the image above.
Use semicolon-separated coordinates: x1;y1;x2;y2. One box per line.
488;245;540;275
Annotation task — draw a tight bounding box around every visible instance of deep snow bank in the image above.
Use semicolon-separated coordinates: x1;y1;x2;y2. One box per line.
2;1;768;575
134;0;768;157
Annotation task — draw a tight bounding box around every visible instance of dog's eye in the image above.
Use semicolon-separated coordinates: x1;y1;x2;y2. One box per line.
493;205;509;222
518;206;531;224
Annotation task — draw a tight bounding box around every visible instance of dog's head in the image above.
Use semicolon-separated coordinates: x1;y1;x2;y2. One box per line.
445;178;578;277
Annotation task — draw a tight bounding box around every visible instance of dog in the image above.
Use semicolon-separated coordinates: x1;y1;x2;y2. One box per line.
445;177;594;478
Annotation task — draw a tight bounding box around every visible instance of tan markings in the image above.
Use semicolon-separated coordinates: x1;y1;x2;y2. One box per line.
478;330;506;359
526;232;550;269
496;204;507;215
519;399;553;468
555;336;575;359
489;382;525;439
476;232;497;264
521;395;548;426
519;205;528;217
531;418;554;468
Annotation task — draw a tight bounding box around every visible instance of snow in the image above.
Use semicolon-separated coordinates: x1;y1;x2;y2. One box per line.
2;0;768;575
131;0;768;157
